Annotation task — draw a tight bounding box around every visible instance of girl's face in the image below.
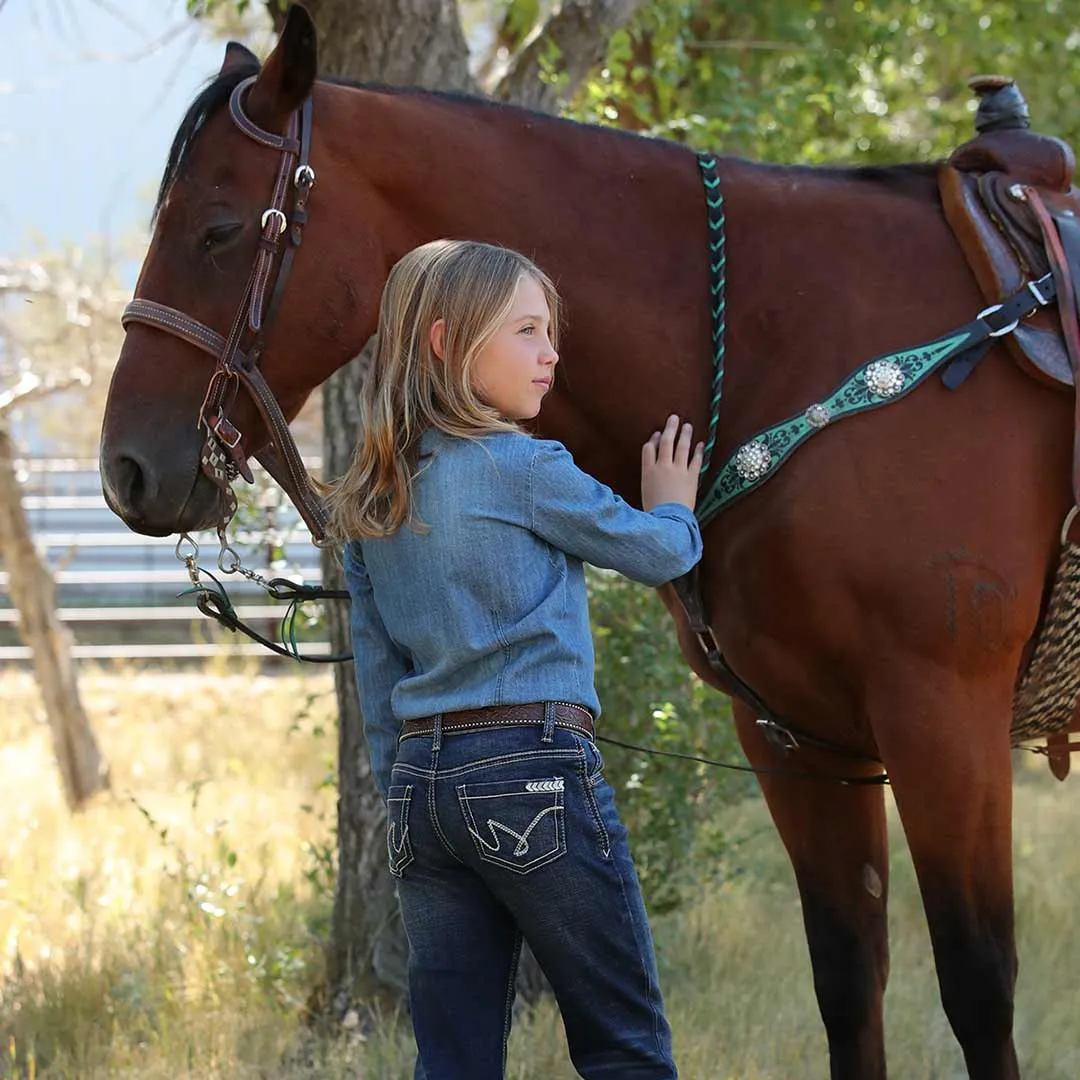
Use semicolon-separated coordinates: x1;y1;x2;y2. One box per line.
469;274;558;421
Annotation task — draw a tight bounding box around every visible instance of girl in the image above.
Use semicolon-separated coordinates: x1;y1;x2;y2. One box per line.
328;239;703;1080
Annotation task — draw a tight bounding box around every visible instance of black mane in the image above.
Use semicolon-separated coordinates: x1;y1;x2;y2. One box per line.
329;74;944;194
153;60;261;222
755;159;942;199
830;160;942;194
155;63;941;221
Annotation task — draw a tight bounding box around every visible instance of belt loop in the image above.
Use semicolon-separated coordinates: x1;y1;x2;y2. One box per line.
432;713;443;753
541;701;556;743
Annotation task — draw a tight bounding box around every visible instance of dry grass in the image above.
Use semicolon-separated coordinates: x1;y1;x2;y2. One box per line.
0;666;340;1079
0;668;1077;1079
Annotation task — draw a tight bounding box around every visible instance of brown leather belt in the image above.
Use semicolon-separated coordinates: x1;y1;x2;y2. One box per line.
399;701;595;741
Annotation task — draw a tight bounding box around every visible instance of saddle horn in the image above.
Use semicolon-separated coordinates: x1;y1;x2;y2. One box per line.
969;74;1031;134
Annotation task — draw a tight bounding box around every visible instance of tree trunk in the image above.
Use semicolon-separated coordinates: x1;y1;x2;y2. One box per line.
297;0;475;92
287;0;480;1015
321;348;410;1008
0;423;108;809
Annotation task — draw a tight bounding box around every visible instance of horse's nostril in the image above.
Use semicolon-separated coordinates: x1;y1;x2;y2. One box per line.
109;453;154;516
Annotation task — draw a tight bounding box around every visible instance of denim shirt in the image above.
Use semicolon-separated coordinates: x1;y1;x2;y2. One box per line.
344;428;703;800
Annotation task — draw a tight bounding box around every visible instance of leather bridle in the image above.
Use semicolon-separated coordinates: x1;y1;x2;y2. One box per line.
121;75;329;542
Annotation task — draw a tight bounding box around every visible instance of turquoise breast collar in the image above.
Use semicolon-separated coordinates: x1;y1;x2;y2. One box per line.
692;153;1055;528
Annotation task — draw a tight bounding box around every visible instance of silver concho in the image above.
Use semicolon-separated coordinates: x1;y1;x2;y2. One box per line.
863;360;905;397
804;403;832;428
733;440;772;482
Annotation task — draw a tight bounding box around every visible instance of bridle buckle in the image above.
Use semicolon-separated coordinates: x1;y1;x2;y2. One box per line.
208;412;242;450
260;207;288;235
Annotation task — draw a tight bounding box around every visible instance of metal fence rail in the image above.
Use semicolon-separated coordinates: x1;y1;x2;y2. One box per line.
0;642;334;662
0;605;311;622
1;458;334;663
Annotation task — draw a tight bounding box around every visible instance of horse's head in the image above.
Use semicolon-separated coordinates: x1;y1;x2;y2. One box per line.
100;5;377;536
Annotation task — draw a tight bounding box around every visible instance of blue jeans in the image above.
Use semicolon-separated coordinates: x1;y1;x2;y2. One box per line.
387;718;678;1080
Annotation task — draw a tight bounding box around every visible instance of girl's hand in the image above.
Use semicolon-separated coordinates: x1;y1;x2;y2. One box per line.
641;414;704;512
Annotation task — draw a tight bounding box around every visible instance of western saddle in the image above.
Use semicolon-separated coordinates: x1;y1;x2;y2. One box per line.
940;75;1080;388
939;76;1080;779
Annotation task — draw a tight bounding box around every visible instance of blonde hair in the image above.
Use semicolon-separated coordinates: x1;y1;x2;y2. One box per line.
326;239;560;540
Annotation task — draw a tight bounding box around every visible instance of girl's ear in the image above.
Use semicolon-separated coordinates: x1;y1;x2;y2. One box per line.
429;319;447;361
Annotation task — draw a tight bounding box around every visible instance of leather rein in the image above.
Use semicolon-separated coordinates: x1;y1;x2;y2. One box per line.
120;79;350;663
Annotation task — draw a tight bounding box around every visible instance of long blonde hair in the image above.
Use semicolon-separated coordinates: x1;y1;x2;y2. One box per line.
326;239;560;540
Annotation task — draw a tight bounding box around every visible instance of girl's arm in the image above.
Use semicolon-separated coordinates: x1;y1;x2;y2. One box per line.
343;542;411;802
528;433;703;586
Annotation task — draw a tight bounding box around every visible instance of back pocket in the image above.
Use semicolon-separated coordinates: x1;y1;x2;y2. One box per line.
386;784;415;878
457;777;566;874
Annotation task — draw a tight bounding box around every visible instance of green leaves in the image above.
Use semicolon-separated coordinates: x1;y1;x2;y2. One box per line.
587;568;751;912
567;0;1080;167
186;0;251;16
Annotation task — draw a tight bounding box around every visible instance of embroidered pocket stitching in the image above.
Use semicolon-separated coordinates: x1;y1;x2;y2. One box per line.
386;784;415;877
475;803;560;857
457;782;566;874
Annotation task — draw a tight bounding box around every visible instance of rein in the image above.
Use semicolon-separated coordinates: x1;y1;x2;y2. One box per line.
174;533;352;663
121;78;344;660
596;733;889;786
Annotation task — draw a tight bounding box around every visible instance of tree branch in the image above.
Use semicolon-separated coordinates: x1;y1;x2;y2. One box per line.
0;260;52;295
0;257;126;323
86;0;148;37
491;0;649;113
0;369;92;417
71;20;196;64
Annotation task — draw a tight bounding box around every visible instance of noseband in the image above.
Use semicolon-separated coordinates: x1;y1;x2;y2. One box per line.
121;75;329;542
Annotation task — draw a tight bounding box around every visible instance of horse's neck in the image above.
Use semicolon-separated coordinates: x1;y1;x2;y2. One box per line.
320;87;953;501
322;84;714;496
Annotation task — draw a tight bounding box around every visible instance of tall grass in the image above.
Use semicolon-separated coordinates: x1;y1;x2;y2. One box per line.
0;669;1077;1078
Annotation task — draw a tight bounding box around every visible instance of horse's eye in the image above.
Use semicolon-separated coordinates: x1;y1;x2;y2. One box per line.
202;223;242;251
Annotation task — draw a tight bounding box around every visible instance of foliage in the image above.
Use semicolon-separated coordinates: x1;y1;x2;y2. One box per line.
587;568;752;912
568;0;1080;165
190;0;1080;165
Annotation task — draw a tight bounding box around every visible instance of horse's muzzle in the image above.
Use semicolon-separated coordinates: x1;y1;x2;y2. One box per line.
99;441;217;537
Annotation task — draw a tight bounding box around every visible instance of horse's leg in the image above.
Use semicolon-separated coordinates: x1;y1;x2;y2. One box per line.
733;700;891;1080
872;672;1019;1080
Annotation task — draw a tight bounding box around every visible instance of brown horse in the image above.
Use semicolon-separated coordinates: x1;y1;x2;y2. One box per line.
98;6;1076;1078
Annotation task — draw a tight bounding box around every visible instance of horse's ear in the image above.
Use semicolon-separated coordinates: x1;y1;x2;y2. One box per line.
220;40;259;77
245;4;318;132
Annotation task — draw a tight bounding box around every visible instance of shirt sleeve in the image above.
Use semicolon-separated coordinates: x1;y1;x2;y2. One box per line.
343;541;411;802
527;440;703;586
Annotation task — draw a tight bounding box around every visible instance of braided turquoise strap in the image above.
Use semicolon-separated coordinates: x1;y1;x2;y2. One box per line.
696;153;726;478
